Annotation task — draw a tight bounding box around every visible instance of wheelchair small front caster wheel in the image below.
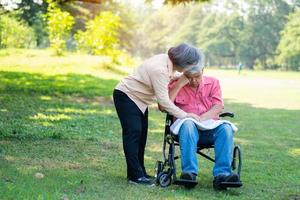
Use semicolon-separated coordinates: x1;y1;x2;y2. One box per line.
155;161;164;184
158;172;172;187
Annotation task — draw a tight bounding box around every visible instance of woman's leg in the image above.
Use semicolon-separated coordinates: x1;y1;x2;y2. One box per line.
113;89;145;180
139;109;148;176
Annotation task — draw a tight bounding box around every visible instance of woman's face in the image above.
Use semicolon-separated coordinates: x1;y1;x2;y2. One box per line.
184;70;203;88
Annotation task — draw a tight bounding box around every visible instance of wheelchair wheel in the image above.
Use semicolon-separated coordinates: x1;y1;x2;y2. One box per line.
158;172;172;187
232;145;242;177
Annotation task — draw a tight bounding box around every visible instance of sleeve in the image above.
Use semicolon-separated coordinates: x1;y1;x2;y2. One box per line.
150;69;187;119
168;80;178;93
210;79;224;108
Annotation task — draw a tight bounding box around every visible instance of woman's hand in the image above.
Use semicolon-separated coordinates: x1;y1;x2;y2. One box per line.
157;103;166;112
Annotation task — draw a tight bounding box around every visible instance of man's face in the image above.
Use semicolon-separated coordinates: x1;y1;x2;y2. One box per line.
184;70;203;88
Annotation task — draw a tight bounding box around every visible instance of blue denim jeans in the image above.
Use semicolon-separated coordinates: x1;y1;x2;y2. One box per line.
178;120;234;177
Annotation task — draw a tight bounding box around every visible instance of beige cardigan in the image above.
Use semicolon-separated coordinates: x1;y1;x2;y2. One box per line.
115;54;187;119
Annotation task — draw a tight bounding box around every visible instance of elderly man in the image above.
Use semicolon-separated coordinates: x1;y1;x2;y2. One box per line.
167;66;240;190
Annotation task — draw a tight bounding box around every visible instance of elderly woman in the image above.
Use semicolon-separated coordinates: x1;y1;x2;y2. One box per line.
113;43;204;185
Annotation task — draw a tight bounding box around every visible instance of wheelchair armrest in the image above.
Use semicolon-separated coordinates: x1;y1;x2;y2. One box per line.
167;112;234;120
219;112;235;118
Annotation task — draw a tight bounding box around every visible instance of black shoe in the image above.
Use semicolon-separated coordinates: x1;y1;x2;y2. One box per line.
213;173;239;191
143;169;155;180
145;173;155;180
128;176;155;186
180;172;197;181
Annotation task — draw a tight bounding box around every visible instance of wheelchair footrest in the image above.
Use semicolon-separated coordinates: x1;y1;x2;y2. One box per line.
220;181;243;188
174;179;198;187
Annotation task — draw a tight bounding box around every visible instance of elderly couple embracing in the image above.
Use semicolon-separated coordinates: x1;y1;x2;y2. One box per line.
113;43;239;190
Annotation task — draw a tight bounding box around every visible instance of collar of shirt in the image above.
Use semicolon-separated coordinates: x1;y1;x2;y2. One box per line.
184;76;213;95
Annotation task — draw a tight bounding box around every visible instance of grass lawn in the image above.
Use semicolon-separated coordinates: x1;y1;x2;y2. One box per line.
0;49;299;200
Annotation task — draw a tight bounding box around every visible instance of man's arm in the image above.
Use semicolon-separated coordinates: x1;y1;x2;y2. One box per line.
199;78;224;121
199;104;223;121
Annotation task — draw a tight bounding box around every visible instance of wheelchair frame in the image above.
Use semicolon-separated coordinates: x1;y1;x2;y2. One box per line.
155;112;243;188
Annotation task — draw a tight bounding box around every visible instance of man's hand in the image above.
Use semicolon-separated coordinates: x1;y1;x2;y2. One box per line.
186;113;204;122
177;74;190;87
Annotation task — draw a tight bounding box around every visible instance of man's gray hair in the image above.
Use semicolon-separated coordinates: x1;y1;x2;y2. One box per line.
188;50;205;74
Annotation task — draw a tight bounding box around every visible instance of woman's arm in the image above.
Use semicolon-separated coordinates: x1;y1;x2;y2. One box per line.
156;74;202;121
157;74;188;111
168;74;189;102
151;69;187;118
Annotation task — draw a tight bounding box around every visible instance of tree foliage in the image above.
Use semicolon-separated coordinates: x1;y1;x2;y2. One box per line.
133;4;191;57
197;13;244;66
1;0;300;71
46;0;74;55
276;9;300;70
74;11;120;56
195;0;291;69
0;14;36;48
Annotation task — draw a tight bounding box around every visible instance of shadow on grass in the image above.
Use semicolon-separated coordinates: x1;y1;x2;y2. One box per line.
0;71;118;98
0;70;122;140
0;94;120;140
1;81;300;199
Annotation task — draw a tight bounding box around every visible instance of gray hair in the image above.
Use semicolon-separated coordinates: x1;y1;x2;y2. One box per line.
168;43;205;73
188;50;205;74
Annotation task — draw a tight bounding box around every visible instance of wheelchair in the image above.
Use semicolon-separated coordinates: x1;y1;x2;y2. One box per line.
155;112;243;190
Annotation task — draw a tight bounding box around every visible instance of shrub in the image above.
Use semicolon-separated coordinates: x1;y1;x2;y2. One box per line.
0;15;36;48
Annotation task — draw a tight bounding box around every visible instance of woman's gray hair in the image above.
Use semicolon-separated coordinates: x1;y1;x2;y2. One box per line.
168;43;205;73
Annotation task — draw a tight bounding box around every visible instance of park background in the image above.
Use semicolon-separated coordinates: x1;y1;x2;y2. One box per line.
0;0;299;199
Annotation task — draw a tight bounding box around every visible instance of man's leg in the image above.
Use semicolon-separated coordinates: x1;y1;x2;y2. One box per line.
207;123;239;190
178;120;199;176
212;123;234;177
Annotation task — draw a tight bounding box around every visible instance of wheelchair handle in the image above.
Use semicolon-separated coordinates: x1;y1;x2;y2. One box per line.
219;112;235;118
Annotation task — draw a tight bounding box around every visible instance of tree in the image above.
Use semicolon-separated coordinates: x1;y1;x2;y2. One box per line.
0;0;43;13
133;4;190;58
171;4;203;46
276;9;300;71
74;11;121;56
237;0;291;69
77;0;209;4
195;0;291;69
197;13;244;66
47;0;74;55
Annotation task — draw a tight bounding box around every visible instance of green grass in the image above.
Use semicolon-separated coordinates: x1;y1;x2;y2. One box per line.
0;49;300;199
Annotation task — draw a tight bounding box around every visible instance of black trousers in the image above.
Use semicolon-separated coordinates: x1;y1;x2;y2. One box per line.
113;89;148;180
